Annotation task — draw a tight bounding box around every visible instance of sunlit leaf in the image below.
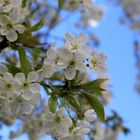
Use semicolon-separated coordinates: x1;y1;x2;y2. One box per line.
83;92;105;121
18;47;32;75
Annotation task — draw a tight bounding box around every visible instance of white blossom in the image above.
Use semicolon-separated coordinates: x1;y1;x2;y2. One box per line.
37;65;55;81
64;33;90;56
0;72;15;94
14;72;40;100
44;45;63;68
48;108;73;137
59;48;86;80
0;14;26;42
0;0;22;13
89;50;107;75
61;120;90;140
9;93;40;115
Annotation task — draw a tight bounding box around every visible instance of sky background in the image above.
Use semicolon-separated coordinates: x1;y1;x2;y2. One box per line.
1;0;140;140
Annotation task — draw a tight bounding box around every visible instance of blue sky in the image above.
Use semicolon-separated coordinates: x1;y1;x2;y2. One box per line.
96;1;140;140
1;0;140;140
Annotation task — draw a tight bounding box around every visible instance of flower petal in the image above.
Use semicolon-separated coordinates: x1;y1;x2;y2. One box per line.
15;73;25;84
64;67;76;80
6;29;18;42
27;71;38;82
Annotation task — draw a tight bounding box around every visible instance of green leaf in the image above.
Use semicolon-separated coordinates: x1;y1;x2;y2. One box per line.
7;64;21;75
66;95;80;109
32;48;41;61
18;47;32;75
58;0;65;8
30;19;44;32
48;96;57;113
18;37;42;46
83;92;105;121
79;79;107;95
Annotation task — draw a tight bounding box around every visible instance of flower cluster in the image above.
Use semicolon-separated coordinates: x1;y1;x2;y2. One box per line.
0;63;40;117
0;0;29;42
0;32;109;140
12;106;97;140
38;33;107;81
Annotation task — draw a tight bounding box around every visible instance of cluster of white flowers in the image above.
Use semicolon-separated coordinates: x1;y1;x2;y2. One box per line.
18;107;97;140
0;63;40;117
38;33;107;81
0;0;29;42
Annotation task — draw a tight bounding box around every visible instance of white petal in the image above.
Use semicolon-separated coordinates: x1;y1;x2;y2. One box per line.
1;26;9;35
2;5;12;13
3;72;13;83
46;47;57;59
6;29;18;42
0;15;9;26
13;82;24;94
15;73;25;84
10;102;21;114
74;52;85;62
63;117;73;127
23;90;34;100
81;128;91;134
56;108;65;117
43;65;55;78
27;71;38;82
75;63;86;73
84;109;97;122
44;58;55;65
12;0;22;7
64;67;76;80
65;32;75;42
78;34;87;43
13;24;25;34
29;83;40;93
58;48;73;63
0;64;8;75
22;103;33;114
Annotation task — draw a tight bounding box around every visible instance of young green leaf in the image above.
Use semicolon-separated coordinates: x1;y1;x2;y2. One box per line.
79;79;107;95
18;47;32;75
30;19;44;32
18;37;42;46
48;96;57;113
66;95;80;109
7;64;21;75
83;92;105;121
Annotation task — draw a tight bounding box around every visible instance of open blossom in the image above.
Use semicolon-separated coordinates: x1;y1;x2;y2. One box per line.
89;50;107;75
59;48;86;80
47;108;73;137
0;72;15;94
0;14;26;42
0;0;28;42
0;0;22;13
44;45;63;67
61;120;90;140
37;65;55;81
9;93;40;115
64;33;90;56
14;71;40;100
